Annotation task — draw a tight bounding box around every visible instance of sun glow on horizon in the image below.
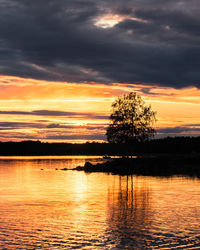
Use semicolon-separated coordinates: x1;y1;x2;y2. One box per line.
0;75;200;142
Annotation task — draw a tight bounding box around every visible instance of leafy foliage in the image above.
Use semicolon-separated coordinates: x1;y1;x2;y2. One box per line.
106;92;156;143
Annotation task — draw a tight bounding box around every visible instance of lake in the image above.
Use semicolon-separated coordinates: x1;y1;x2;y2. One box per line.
0;156;200;249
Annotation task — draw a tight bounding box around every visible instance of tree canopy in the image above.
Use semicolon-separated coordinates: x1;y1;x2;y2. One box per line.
106;92;156;143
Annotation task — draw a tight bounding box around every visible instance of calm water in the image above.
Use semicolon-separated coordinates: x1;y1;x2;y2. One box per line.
0;156;200;249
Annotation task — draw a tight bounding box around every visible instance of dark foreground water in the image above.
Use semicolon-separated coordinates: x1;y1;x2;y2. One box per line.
0;156;200;249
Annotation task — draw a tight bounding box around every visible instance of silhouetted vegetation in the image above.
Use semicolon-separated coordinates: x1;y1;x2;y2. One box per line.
1;136;200;155
106;92;156;143
74;155;200;177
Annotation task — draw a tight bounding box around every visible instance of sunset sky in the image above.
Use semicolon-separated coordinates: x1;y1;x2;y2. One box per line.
0;0;200;142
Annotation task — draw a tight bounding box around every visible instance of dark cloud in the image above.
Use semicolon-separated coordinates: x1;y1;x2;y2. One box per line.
1;0;200;87
46;123;106;130
135;9;200;37
0;132;106;141
0;121;106;132
158;126;200;134
0;110;108;119
0;122;46;129
185;124;200;127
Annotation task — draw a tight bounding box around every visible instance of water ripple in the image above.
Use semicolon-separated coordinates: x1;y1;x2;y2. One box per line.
0;158;200;249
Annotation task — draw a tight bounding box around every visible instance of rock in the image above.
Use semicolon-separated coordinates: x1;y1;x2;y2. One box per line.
75;166;84;171
61;168;68;171
84;162;93;168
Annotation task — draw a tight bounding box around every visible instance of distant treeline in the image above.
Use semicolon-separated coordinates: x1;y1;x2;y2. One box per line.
0;137;200;156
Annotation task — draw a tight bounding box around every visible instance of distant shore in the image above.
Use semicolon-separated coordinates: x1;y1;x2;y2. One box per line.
1;137;200;156
70;154;200;177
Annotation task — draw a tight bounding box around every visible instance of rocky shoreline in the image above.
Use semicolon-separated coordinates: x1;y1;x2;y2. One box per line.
61;154;200;177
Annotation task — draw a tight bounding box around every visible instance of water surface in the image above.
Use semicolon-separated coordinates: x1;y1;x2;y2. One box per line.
0;156;200;249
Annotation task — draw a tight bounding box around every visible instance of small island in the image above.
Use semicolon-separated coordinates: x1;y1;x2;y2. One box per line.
77;93;200;177
70;154;200;177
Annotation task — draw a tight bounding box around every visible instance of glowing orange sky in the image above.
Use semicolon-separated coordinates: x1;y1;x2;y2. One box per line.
0;75;200;142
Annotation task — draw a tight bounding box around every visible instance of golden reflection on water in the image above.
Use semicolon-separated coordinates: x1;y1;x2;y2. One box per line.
0;157;200;249
106;176;152;248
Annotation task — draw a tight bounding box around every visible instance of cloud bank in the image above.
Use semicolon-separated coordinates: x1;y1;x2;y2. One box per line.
1;0;200;88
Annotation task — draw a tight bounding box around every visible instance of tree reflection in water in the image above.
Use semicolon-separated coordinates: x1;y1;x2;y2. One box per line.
106;175;153;248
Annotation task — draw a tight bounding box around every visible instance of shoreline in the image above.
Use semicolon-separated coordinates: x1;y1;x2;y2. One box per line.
68;155;200;177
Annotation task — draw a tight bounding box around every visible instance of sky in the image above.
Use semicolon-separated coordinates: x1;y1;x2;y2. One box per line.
0;0;200;142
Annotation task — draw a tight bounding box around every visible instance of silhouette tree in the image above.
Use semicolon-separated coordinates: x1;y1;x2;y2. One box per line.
106;92;156;143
